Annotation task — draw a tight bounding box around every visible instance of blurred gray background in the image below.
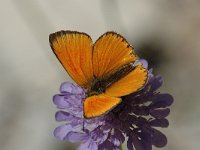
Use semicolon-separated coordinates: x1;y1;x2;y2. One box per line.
0;0;200;150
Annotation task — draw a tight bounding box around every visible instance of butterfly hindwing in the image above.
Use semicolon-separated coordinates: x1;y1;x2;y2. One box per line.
49;31;94;88
83;94;121;118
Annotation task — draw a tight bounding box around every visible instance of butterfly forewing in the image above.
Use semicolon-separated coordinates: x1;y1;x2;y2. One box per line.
49;31;94;88
93;32;138;78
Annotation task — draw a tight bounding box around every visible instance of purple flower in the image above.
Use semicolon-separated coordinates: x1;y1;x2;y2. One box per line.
53;61;173;150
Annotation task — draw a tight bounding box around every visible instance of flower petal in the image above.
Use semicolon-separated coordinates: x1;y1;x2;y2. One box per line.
151;94;173;108
151;128;167;147
127;134;143;150
54;124;73;140
138;132;152;150
149;118;169;128
149;108;170;118
134;59;148;69
99;140;120;150
100;124;112;133
127;138;134;150
84;122;99;131
60;82;84;95
133;106;149;116
150;75;163;91
90;128;108;144
109;129;125;146
66;132;88;143
55;111;75;122
77;139;98;150
53;95;70;109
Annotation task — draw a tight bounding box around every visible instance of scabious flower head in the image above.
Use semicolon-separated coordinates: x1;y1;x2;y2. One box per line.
53;60;173;150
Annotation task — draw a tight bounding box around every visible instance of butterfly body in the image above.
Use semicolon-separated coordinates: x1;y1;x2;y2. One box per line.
49;31;148;119
88;78;107;96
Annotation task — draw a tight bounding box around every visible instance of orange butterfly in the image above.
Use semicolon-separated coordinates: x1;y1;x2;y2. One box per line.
49;31;148;119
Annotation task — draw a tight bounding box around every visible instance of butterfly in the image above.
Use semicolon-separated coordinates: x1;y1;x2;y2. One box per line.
49;31;148;119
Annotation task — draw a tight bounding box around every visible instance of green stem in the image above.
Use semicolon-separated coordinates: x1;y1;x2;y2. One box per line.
120;144;123;150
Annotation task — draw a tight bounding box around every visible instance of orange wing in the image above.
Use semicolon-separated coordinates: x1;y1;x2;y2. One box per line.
93;32;138;78
83;94;121;118
49;31;94;88
105;64;148;97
